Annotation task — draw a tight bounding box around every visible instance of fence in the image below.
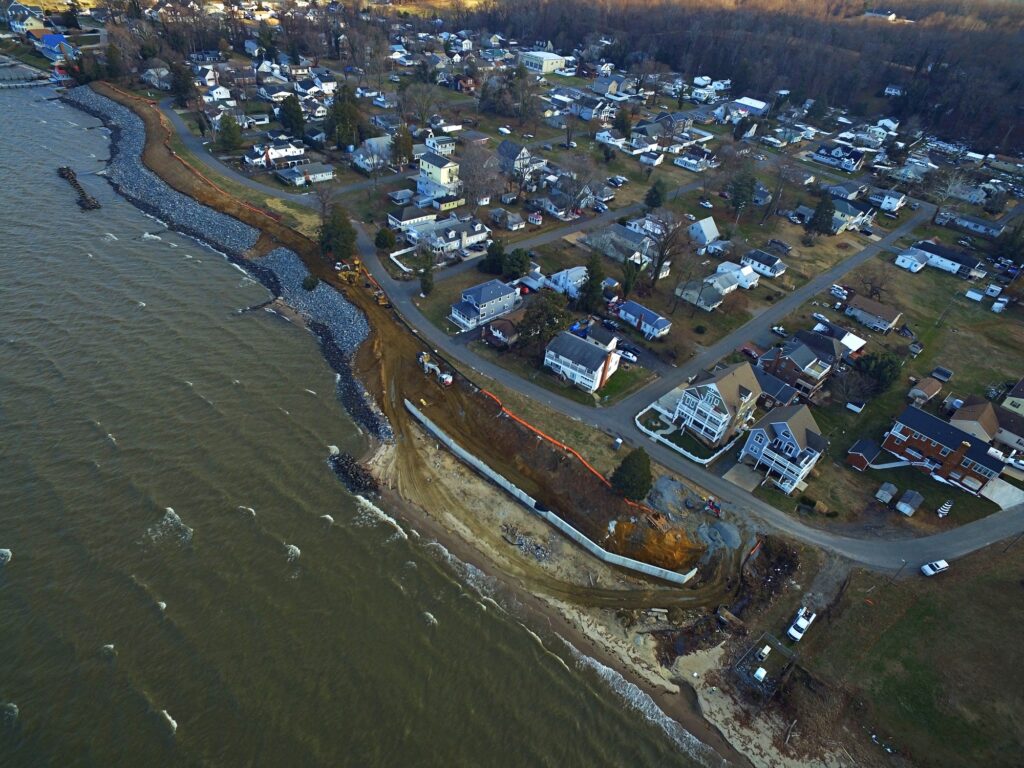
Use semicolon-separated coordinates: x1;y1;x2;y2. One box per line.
404;399;696;586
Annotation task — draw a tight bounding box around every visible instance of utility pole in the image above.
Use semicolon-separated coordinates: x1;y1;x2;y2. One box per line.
887;558;907;585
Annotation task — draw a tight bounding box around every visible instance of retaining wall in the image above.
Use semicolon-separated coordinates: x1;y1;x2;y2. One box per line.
405;399;696;585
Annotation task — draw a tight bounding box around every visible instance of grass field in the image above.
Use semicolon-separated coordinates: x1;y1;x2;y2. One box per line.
796;547;1024;767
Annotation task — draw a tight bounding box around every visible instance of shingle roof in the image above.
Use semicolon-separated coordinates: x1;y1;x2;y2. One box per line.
743;249;781;267
619;300;670;332
911;240;982;269
464;279;515;304
951;400;999;440
847;294;902;324
893;405;1003;473
753;367;799;406
420;151;455;168
690;362;762;417
547;331;612;373
754;404;826;452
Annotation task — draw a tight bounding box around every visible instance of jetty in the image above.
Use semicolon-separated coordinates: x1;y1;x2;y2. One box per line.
57;166;102;210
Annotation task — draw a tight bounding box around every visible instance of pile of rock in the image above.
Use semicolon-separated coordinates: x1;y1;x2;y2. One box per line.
327;452;379;496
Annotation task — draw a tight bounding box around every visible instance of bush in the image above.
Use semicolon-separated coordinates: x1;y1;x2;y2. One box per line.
610;448;653;501
302;274;319;291
694;325;707;335
374;228;396;249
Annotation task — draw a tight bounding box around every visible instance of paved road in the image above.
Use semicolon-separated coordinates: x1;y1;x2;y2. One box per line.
159;105;1024;570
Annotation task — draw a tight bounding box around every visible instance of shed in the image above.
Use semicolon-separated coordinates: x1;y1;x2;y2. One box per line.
896;490;925;516
875;482;898;504
908;376;942;404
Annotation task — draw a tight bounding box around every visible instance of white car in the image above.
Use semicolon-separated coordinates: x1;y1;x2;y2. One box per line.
684;213;697;221
921;560;949;576
618;349;638;363
786;606;816;642
498;126;512;135
699;199;713;209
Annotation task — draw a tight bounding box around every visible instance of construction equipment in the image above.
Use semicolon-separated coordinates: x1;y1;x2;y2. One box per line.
417;352;453;387
374;290;391;307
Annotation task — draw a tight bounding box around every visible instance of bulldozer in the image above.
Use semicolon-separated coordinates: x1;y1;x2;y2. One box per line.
417;352;453;387
374;290;391;308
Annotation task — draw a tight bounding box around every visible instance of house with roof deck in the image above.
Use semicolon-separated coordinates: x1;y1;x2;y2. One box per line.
812;143;864;172
881;405;1003;494
756;338;833;398
668;362;761;448
738;405;826;494
543;331;620;393
617;300;671;339
449;279;518;330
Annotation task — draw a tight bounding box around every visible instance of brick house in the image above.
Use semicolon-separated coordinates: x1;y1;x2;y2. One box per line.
881;406;1003;494
756;338;833;398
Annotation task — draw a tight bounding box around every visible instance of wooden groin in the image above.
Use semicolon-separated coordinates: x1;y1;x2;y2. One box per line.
57;166;101;210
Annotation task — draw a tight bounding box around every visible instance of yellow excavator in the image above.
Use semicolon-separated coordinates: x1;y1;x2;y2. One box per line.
417;352;453;387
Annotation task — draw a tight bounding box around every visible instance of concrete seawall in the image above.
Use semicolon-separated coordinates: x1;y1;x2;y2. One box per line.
404;399;697;586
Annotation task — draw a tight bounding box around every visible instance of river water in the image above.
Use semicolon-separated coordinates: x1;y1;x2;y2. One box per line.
0;89;708;767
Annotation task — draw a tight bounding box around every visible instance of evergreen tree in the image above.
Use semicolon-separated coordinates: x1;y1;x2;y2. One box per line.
644;181;665;210
217;113;242;151
620;257;642;298
728;171;756;223
170;62;197;107
518;291;571;351
479;240;505;274
578;252;606;312
319;204;356;261
374;228;397;249
501;248;530;280
613;107;632;139
807;195;836;236
391;124;414;167
105;43;125;79
279;94;305;137
610;448;652;501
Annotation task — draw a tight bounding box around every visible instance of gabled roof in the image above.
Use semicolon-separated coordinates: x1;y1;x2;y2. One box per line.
464;279;515;304
892;405;1003;473
753;367;799;406
951;400;1000;440
420;151;456;168
847;294;902;323
497;139;528;161
618;300;670;332
689;362;762;417
742;248;782;267
910;239;982;269
753;404;826;453
547;331;612;373
793;330;845;365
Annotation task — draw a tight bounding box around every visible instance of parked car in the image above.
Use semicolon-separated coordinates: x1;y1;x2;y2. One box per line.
909;201;920;210
684;213;696;221
542;143;553;151
619;342;642;356
699;199;713;209
523;133;535;139
718;190;731;199
607;177;623;188
771;325;788;338
860;227;874;236
593;201;609;213
498;126;512;135
957;238;975;249
741;347;760;360
619;349;639;363
562;141;578;149
812;312;830;324
787;607;817;642
921;560;949;576
613;175;629;185
602;318;621;330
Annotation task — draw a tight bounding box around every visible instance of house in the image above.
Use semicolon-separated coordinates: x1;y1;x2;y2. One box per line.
519;51;565;74
950;400;1000;443
546;266;588;299
352;135;393;173
244;39;265;58
483;318;519;348
828;180;868;200
881;406;1003;493
993;408;1024;454
496;140;533;176
812;143;865;172
409;215;490;256
195;67;218;88
243;141;306;168
617;300;671;339
741;249;787;278
490;208;525;231
908;376;943;404
757;339;833;398
1003;377;1024;418
669;362;761;447
847;439;884;471
715;262;759;289
676;280;725;312
417;152;462;199
543;331;620;393
387;206;437;231
141;67;173;91
584;224;654;267
688;217;720;247
844;295;903;333
425;135;456;157
639;151;664;166
738;405;826;494
894;251;928;273
449;280;518;330
274;162;335;186
595;129;626;149
203;85;232;103
868;189;906;211
934;211;1006;240
754;367;801;410
831;198;876;233
900;240;986;280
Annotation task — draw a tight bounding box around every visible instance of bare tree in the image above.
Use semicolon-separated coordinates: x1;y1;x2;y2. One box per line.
556;154;601;215
859;264;888;300
459;143;502;214
313;184;338;228
645;210;690;291
563;113;580;148
400;82;440;126
928;168;967;221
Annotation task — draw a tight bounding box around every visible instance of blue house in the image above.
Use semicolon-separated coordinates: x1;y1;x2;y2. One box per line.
617;300;671;339
38;34;79;64
449;280;518;331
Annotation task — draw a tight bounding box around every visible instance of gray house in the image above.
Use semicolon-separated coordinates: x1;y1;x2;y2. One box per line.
738;405;826;494
497;140;533;176
449;280;519;330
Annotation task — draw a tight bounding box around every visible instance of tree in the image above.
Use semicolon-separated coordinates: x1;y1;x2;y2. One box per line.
644;181;665;210
391;124;414;167
620;257;643;299
170;62;197;108
326;86;361;149
613;107;632;140
517;290;571;352
217;113;242;151
855;352;902;392
829;370;876;403
479;240;505;274
610;448;652;501
727;171;756;224
993;223;1023;266
578;253;606;312
557;154;601;214
319;204;356;261
62;0;81;29
105;43;126;79
400;82;439;125
806;194;836;236
501;248;530;280
563;113;580;147
459;143;501;213
279;94;305;137
647;211;688;290
859;265;888;300
928;168;967;221
374;228;397;250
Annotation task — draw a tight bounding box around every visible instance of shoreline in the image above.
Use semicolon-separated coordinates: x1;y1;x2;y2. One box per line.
59;82;754;767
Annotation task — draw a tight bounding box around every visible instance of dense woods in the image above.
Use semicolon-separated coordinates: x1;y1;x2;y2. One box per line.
459;0;1024;151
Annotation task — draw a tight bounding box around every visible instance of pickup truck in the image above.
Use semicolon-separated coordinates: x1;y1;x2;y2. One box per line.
787;606;816;642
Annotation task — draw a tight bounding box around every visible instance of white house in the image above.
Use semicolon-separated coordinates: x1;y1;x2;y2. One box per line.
546;266;588;299
688;217;720;247
900;240;987;279
274;162;335;186
737;405;825;494
741;249;787;278
203;85;232;103
668;362;761;447
425;135;457;157
868;189;906;211
618;300;671;339
715;261;759;289
243;142;306;168
352;135;393;173
894;251;928;273
543;331;620;393
639;151;664;166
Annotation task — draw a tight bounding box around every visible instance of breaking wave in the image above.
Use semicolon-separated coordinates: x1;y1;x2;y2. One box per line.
354;495;407;540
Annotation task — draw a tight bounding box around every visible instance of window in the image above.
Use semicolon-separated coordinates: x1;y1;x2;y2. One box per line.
753;433;764;444
939;446;950;457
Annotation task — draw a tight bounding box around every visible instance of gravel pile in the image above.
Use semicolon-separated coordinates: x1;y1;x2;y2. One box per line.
62;86;259;255
63;87;391;441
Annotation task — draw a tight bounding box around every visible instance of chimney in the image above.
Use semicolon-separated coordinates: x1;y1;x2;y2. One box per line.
939;440;972;478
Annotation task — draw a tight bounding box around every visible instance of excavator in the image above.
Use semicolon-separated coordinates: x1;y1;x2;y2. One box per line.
417;352;453;387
